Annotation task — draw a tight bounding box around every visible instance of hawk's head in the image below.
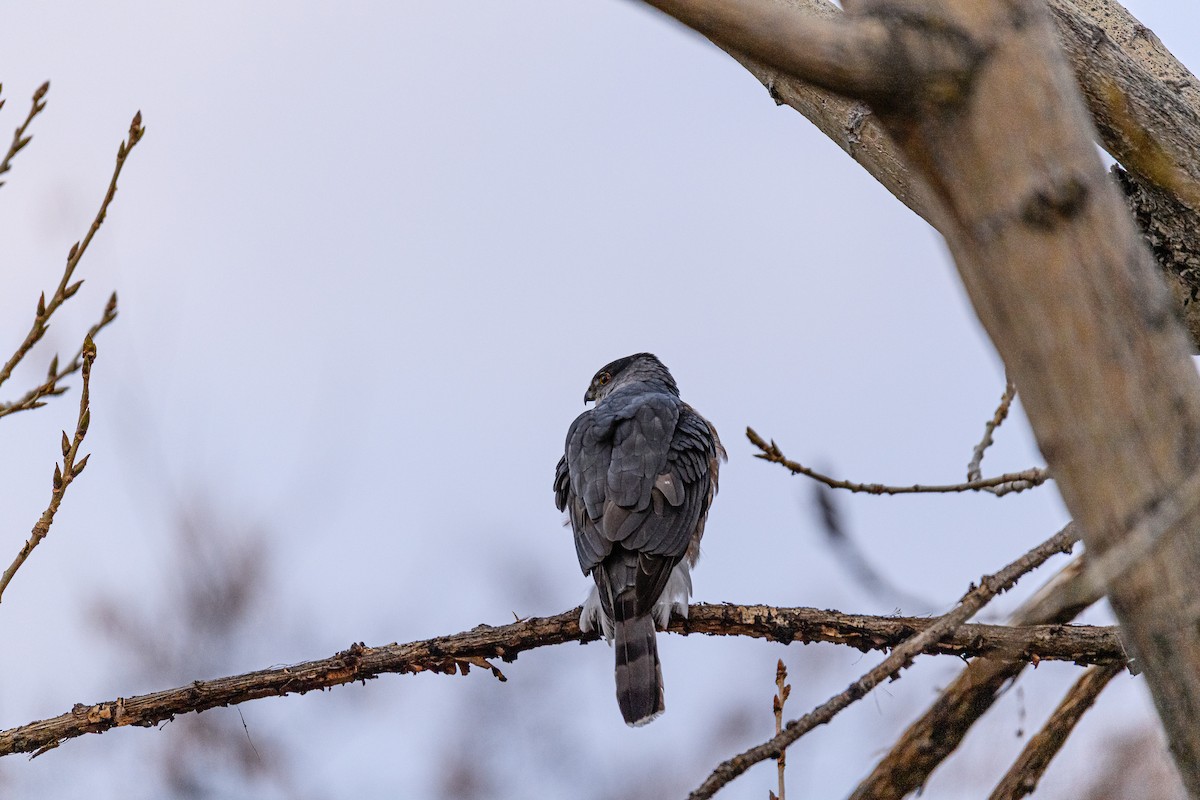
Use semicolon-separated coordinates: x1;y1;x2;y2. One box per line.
584;352;679;404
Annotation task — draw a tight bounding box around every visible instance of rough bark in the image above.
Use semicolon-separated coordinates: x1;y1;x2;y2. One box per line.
849;556;1105;799
640;0;1200;793
710;0;1200;345
878;4;1200;792
987;663;1124;800
0;603;1122;758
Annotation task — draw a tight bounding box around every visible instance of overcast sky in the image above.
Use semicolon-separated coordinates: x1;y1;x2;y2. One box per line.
2;2;1199;798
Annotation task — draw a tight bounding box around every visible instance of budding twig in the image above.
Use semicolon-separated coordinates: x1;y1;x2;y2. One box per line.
769;660;790;800
0;110;143;396
0;339;97;603
0;81;50;188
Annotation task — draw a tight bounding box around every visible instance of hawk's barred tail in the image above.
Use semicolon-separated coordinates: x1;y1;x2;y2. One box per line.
613;597;665;727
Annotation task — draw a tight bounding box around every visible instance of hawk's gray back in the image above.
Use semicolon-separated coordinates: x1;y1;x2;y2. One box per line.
554;352;723;726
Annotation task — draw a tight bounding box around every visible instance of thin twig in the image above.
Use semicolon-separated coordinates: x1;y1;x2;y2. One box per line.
0;293;118;419
747;427;1050;495
769;660;790;800
0;593;1125;758
964;380;1048;496
0;339;97;604
0;81;50;188
687;524;1080;800
960;381;1046;496
987;663;1123;800
967;379;1017;481
0;110;143;395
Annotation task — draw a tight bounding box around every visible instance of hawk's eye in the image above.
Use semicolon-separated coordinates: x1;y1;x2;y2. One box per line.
598;372;611;386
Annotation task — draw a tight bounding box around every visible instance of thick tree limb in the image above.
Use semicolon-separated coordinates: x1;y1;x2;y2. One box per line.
1050;0;1200;211
643;0;981;106
1114;165;1200;347
639;0;1200;789
0;597;1125;758
695;0;1200;345
687;525;1080;800
848;554;1105;800
987;662;1124;800
886;0;1200;791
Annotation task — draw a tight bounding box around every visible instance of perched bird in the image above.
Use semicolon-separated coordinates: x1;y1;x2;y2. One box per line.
554;353;724;726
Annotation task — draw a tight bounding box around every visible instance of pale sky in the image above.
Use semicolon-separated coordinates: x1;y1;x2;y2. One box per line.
2;2;1198;798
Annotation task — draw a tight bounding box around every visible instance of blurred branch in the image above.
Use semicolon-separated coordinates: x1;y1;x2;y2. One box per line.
640;0;973;102
0;293;118;419
0;81;49;188
688;524;1080;800
0;338;97;604
747;427;1050;495
848;554;1106;800
0;110;143;396
987;662;1123;800
812;484;937;613
0;591;1127;758
769;660;790;800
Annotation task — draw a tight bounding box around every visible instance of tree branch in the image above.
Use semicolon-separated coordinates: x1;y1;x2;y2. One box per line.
0;293;118;420
987;662;1123;800
747;427;1049;495
0;111;143;395
0;596;1126;758
848;554;1106;800
687;525;1081;800
0;82;50;188
638;0;972;103
718;0;1200;783
699;0;1200;347
1048;0;1200;212
0;338;97;604
967;379;1016;481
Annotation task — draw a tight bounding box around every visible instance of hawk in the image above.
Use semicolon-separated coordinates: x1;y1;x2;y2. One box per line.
554;353;724;726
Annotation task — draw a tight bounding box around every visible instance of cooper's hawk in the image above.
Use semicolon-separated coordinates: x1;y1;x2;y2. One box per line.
554;353;724;726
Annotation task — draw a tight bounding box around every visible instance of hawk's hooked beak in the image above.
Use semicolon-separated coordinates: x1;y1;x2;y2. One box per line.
584;386;596;403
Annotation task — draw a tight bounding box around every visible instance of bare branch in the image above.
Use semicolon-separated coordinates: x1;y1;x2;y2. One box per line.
0;338;97;604
849;554;1105;800
708;0;1200;348
967;379;1017;481
0;81;49;188
770;659;790;800
987;663;1123;800
964;381;1048;497
1048;0;1200;212
639;0;954;102
0;293;118;420
0;111;143;395
687;525;1081;800
0;596;1125;758
747;427;1050;495
1113;165;1200;349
